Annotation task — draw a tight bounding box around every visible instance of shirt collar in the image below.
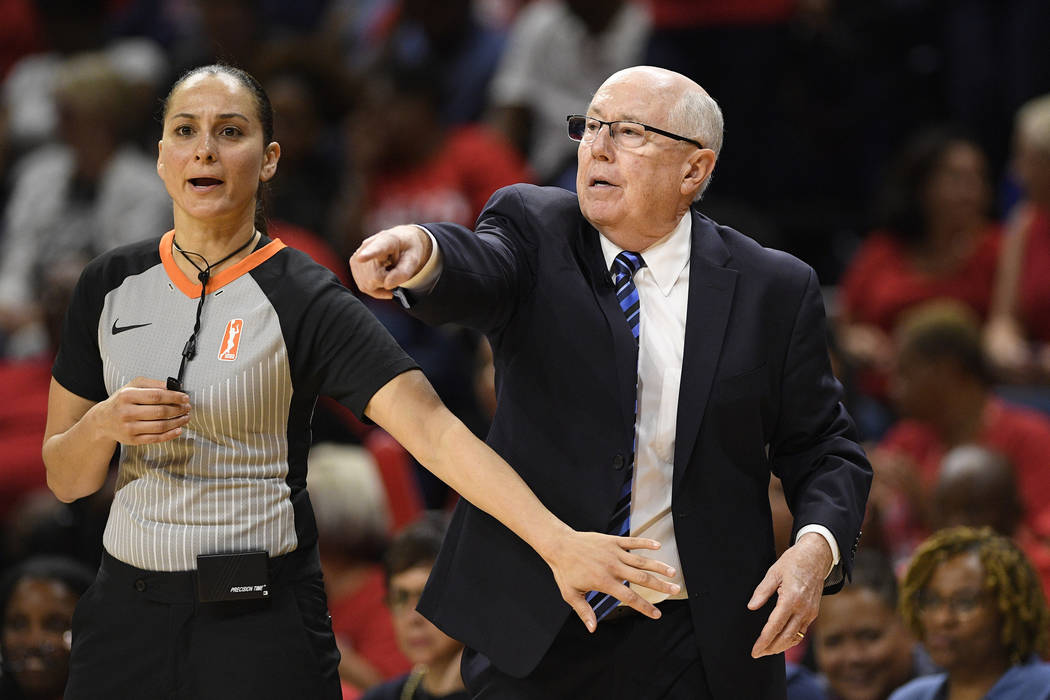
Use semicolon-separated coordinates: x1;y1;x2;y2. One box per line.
598;212;692;297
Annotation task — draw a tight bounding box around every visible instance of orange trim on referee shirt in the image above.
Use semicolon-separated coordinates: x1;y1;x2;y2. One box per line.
160;230;286;299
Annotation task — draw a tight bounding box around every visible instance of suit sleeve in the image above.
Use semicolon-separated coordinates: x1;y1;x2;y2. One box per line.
770;267;872;591
407;185;538;335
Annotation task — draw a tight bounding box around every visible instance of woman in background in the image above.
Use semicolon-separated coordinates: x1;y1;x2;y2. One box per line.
890;526;1050;700
836;128;1000;438
363;512;467;700
0;556;95;700
811;550;932;700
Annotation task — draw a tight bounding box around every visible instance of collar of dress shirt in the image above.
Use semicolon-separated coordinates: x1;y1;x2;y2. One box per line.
598;211;692;297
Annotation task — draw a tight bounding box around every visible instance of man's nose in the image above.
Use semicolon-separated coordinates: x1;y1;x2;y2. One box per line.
589;123;615;159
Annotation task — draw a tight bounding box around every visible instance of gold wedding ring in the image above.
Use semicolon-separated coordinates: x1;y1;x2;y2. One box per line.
795;631;806;641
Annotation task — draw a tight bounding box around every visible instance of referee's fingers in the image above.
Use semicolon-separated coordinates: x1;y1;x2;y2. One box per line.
126;377;189;406
565;591;597;633
127;423;187;444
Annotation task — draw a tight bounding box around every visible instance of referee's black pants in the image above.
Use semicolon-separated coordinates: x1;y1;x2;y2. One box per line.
65;545;341;700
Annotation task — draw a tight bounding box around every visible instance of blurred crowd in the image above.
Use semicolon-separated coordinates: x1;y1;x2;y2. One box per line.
1;0;1050;698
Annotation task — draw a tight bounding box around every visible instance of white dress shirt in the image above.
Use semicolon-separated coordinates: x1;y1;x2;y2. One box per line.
598;214;690;602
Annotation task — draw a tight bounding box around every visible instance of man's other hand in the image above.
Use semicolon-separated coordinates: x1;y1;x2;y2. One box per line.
747;532;833;657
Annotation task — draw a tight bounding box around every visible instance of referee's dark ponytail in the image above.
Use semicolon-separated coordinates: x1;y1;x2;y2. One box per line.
162;64;275;235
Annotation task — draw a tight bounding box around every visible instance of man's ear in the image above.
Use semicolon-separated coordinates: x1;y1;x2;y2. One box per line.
681;149;716;199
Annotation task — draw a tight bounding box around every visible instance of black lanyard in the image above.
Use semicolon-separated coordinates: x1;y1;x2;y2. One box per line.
166;232;258;392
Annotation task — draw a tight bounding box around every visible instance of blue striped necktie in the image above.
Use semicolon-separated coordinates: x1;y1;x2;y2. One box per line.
588;250;646;620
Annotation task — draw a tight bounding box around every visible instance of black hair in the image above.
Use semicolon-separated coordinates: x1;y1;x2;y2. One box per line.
0;556;95;620
897;306;992;385
844;549;899;609
0;556;96;696
877;126;985;244
382;511;450;589
161;64;275;234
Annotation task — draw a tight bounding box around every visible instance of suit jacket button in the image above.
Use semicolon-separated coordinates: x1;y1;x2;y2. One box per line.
134;579;146;592
612;454;625;470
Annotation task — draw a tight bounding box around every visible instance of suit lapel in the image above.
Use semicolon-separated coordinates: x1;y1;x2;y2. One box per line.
572;218;638;436
673;211;737;490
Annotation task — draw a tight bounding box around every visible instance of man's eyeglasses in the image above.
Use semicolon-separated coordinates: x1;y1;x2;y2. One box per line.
566;115;704;150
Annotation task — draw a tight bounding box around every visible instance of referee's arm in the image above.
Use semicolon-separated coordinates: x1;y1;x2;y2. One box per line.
43;377;190;502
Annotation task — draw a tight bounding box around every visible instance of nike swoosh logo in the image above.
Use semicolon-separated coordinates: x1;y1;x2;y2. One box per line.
112;320;152;335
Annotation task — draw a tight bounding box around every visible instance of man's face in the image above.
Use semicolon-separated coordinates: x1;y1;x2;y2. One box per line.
576;75;696;247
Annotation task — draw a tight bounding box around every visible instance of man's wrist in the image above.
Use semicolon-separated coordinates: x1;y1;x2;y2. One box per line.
399;226;442;292
795;525;838;578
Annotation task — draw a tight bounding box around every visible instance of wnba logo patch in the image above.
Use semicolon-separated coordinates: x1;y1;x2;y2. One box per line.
218;319;244;361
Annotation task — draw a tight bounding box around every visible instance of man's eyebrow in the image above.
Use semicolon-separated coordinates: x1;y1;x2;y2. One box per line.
586;107;643;123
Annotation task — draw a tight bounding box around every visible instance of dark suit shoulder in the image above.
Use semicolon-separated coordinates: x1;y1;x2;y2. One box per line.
478;184;585;258
489;183;581;225
491;182;579;213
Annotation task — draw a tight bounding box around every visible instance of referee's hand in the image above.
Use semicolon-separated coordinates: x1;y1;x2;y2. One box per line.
96;377;191;445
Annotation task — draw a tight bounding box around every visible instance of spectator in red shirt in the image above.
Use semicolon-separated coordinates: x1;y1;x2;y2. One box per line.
838;129;1000;393
334;59;532;257
333;60;529;507
985;93;1050;384
873;303;1050;564
0;261;82;520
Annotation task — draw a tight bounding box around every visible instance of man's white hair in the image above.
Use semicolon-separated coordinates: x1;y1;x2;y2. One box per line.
1016;93;1050;154
668;88;724;202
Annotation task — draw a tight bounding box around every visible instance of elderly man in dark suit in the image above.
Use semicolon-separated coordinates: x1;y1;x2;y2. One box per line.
350;66;871;700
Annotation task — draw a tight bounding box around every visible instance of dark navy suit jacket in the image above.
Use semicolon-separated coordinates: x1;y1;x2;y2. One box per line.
408;184;871;699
